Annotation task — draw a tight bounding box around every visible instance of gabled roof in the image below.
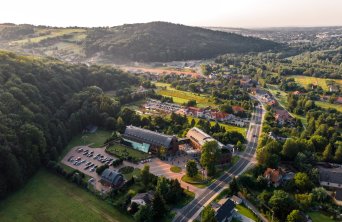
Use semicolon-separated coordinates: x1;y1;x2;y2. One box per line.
215;199;235;221
319;167;342;184
101;169;124;186
132;191;154;204
264;168;283;183
123;125;176;148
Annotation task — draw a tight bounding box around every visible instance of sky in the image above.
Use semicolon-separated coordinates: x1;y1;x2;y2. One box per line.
1;0;342;28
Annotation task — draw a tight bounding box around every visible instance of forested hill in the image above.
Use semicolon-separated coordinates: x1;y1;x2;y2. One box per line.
84;22;281;62
0;51;138;198
0;22;281;63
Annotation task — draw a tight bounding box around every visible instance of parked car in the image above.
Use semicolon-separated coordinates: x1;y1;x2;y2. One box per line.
77;148;83;153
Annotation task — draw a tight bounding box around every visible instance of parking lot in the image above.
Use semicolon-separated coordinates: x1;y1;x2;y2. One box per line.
62;145;204;195
61;146;118;191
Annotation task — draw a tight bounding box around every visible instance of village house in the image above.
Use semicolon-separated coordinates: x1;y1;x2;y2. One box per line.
131;191;154;206
214;199;236;222
232;105;245;114
100;169;124;188
319;166;342;189
274;109;293;125
264;168;284;187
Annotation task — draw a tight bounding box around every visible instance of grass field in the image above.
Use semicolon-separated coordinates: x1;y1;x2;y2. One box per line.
187;116;247;137
59;130;112;160
154;82;216;108
106;143;150;161
308;212;336;222
289;75;342;91
0;170;133;222
13;28;86;44
236;204;259;221
181;175;208;188
315;101;342;112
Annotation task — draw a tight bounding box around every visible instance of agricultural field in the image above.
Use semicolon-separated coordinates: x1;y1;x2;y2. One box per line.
154;82;216;108
0;170;133;222
289;75;342;91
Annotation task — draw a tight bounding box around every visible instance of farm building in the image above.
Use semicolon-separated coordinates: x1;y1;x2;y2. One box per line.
100;169;124;188
186;127;231;164
122;125;179;154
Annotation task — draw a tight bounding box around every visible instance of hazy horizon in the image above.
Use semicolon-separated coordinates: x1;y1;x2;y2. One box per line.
1;0;342;28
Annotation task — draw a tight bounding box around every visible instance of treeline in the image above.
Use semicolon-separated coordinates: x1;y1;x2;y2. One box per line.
0;51;139;199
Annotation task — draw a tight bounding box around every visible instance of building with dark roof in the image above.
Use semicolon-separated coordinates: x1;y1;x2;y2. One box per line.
131;191;155;206
122;125;178;154
319;167;342;189
215;199;235;222
100;169;124;188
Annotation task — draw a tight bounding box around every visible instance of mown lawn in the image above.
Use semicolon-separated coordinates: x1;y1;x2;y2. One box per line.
289;75;342;91
154;82;216;108
0;170;133;222
315;101;342;112
59;130;112;160
187;116;247;137
170;165;182;173
106;143;150;161
308;211;336;222
181;175;208;189
235;204;259;221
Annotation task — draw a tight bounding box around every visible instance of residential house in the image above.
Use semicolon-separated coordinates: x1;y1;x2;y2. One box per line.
264;168;284;187
319;167;342;189
186;107;204;118
131;191;154;206
100;169;124;188
215;199;236;222
274;109;292;125
231;195;242;204
232;105;244;114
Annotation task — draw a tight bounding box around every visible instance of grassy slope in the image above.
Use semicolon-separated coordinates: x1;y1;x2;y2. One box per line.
308;212;336;222
0;170;133;222
12;28;86;44
315;101;342;112
154;82;216;108
59;130;112;160
289;75;342;91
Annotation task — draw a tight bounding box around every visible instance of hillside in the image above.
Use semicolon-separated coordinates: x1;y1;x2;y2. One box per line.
0;50;138;199
0;22;281;63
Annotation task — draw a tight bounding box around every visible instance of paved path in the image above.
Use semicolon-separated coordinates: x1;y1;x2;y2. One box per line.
172;97;265;222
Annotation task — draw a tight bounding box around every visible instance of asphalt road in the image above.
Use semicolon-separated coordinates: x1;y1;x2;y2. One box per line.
173;102;264;222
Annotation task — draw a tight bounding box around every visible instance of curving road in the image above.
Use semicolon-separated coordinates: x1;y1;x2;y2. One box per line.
173;99;264;222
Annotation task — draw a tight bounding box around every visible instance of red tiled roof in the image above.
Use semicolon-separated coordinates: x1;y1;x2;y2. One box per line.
232;106;244;113
264;168;283;183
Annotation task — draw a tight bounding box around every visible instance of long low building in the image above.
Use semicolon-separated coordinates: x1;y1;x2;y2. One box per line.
122;125;179;154
186;127;232;164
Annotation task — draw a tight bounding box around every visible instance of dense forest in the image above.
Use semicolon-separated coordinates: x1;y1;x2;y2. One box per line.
0;51;139;199
0;22;281;63
83;22;281;62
